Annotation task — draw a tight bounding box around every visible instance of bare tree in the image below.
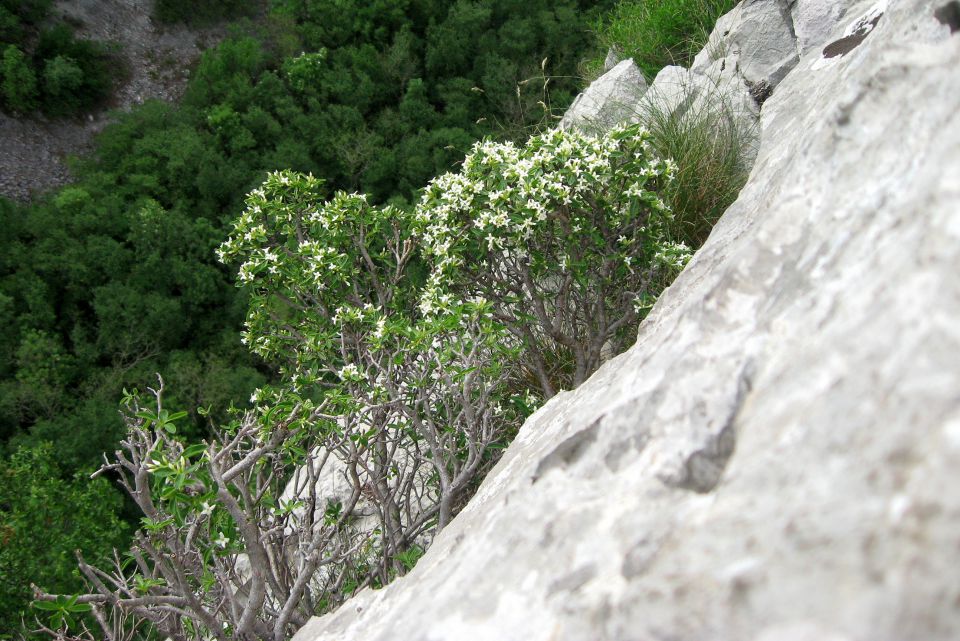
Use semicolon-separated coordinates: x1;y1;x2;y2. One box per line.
35;320;517;641
34;377;368;641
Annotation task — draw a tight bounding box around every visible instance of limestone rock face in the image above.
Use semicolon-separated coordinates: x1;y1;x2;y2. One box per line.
792;0;853;53
603;46;622;73
559;59;648;133
692;0;800;89
293;1;960;639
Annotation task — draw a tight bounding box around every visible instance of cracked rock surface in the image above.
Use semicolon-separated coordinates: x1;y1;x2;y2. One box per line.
293;0;960;639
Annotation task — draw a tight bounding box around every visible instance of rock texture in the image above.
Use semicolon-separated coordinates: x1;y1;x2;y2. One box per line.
692;0;800;89
559;59;648;133
293;0;960;639
642;59;758;159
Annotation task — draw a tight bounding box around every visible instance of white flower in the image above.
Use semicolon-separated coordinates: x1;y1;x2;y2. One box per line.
373;317;387;339
339;363;361;380
213;532;229;549
419;297;436;316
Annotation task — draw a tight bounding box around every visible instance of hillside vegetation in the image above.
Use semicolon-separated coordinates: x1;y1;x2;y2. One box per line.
0;0;114;116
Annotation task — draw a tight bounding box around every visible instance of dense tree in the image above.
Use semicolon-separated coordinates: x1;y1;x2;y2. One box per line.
0;5;113;117
154;0;256;25
0;0;616;492
1;45;37;113
0;444;129;636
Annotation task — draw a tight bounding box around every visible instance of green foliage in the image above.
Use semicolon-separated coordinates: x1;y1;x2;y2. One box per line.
1;45;37;113
266;0;605;193
0;144;266;465
0;0;51;25
43;55;84;101
593;0;738;79
218;172;521;443
1;2;612;636
41;172;525;639
0;443;129;637
642;84;756;248
218;173;413;379
0;7;114;117
216;171;529;488
34;24;113;115
154;0;256;25
0;1;117;117
52;114;702;636
183;36;268;109
415;124;691;394
12;329;73;421
0;7;20;43
30;595;92;632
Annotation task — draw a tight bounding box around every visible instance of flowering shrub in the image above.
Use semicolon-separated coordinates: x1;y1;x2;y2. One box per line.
37;172;527;641
415;124;691;396
218;169;526;539
217;171;417;385
37;126;696;639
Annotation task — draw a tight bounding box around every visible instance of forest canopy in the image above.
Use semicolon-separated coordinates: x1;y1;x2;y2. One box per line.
0;0;114;116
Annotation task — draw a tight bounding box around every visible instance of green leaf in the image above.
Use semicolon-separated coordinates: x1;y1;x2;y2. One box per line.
182;443;207;459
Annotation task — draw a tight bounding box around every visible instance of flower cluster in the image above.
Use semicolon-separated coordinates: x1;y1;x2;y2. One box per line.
413;124;692;393
218;171;412;384
414;124;689;315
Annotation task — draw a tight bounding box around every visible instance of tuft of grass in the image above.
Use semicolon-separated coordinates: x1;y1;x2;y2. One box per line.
642;82;756;248
594;0;740;80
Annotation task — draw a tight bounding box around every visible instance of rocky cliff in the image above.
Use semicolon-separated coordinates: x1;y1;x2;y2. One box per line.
293;0;960;639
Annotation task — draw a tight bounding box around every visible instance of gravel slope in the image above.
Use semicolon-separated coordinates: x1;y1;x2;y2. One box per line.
0;0;223;202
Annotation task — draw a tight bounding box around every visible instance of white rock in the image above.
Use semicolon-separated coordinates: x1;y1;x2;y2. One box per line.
641;59;758;161
293;0;960;639
753;622;854;641
603;46;621;73
692;0;804;96
792;0;851;53
559;59;648;133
